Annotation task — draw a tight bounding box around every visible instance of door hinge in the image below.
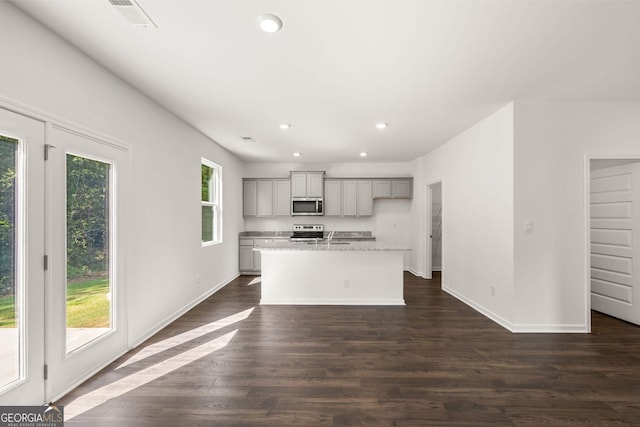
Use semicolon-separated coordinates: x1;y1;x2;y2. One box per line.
44;364;48;380
44;144;56;161
44;255;48;271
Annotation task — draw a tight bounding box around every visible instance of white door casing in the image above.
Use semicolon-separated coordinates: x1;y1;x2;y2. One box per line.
590;162;640;325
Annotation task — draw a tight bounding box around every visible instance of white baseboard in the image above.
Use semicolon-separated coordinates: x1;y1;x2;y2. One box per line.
442;283;589;333
260;298;405;306
406;267;426;278
442;284;515;332
50;348;129;402
129;272;239;348
510;323;589;333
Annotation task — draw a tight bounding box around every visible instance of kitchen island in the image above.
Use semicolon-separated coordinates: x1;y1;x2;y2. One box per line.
255;240;410;305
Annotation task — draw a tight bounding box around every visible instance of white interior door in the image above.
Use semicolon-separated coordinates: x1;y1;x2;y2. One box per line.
45;124;129;401
590;162;640;325
0;108;46;405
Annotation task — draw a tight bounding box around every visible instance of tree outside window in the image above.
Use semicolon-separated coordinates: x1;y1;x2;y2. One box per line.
201;159;222;245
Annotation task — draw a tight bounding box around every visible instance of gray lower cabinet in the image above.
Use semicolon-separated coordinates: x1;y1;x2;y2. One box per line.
239;238;259;273
240;237;287;273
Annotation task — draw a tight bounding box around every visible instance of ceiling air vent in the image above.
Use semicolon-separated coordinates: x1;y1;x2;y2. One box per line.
108;0;157;28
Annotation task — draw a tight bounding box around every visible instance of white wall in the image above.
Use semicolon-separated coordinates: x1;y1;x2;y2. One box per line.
0;3;245;347
513;100;640;331
412;103;515;328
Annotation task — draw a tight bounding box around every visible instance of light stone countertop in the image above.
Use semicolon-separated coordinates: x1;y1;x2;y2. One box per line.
254;240;410;252
239;230;375;241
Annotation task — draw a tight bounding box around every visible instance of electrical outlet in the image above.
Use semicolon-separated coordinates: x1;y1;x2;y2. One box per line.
344;280;349;288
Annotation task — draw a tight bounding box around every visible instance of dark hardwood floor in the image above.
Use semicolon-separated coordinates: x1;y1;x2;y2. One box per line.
57;272;640;426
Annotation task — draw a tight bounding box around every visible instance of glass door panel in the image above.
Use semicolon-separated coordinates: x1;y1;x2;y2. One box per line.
0;107;46;406
0;136;20;390
66;155;112;353
46;123;128;402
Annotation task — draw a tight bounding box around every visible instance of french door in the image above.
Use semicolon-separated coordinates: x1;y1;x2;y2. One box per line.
45;124;129;401
0;107;129;404
0;108;46;404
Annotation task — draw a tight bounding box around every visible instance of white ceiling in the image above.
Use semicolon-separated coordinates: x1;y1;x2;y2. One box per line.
12;0;640;163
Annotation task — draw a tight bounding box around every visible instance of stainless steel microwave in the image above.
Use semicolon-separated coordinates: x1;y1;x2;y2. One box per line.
291;198;324;216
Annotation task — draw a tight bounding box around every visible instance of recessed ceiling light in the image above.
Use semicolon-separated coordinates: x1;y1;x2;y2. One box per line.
376;122;388;129
280;123;291;129
360;152;368;157
293;152;301;157
257;14;283;33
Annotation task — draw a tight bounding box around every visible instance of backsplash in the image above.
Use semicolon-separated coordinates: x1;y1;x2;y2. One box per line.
243;199;411;246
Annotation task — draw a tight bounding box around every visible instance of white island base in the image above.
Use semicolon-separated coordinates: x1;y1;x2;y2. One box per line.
259;249;405;305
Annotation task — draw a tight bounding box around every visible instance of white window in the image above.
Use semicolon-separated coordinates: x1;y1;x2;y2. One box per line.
201;159;222;245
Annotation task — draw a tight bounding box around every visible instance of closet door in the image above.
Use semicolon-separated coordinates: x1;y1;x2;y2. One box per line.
590;162;640;325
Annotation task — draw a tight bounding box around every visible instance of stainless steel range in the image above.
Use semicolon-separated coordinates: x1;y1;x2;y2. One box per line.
290;224;324;242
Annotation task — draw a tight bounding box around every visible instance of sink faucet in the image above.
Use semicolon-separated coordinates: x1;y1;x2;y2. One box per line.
328;231;335;241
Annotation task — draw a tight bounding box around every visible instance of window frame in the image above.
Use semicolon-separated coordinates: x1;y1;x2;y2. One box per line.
201;158;222;246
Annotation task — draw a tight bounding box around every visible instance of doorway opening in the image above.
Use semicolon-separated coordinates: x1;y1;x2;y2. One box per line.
588;157;640;328
425;181;443;280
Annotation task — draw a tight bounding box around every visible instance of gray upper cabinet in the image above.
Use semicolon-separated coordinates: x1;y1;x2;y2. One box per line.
273;179;291;216
243;180;257;216
256;180;273;216
243;179;291;217
358;181;373;216
342;180;358;216
291;171;324;198
339;180;372;217
392;180;412;198
324;180;342;216
372;180;391;198
372;178;413;199
244;175;411;218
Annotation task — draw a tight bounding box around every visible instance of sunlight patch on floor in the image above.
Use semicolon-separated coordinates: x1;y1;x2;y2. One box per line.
116;307;254;369
247;277;261;286
64;329;238;421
